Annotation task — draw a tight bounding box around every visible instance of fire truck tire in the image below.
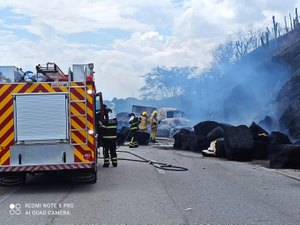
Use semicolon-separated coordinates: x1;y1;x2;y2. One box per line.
0;172;26;186
89;170;97;184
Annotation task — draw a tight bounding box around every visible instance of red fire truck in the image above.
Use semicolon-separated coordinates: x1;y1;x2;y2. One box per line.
0;63;104;185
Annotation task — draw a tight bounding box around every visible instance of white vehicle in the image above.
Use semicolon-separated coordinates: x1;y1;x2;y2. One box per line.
157;108;192;137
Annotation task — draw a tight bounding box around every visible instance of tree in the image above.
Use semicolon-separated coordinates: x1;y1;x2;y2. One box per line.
139;66;198;100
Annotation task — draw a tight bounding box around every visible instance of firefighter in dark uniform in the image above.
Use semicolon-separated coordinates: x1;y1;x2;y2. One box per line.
101;109;118;167
128;113;141;148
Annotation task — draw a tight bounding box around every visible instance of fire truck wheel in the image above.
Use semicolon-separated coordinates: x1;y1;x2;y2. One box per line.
87;168;97;184
0;172;26;186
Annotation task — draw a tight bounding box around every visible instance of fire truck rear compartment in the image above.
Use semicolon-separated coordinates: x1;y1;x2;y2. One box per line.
10;144;74;166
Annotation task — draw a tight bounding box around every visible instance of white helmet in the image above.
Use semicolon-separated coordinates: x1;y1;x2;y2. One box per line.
108;112;116;120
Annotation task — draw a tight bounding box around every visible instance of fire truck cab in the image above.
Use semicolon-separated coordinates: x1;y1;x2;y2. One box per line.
0;63;104;185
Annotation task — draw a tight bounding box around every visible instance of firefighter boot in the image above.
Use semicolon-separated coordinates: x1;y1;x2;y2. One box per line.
111;157;118;167
103;158;110;167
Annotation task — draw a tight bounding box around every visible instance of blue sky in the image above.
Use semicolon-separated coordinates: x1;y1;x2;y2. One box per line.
0;0;299;100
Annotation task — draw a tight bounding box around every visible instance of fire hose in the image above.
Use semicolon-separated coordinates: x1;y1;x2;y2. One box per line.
116;150;188;172
98;131;188;172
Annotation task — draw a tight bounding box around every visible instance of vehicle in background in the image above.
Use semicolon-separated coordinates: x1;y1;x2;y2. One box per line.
132;105;157;117
157;107;193;137
116;112;130;131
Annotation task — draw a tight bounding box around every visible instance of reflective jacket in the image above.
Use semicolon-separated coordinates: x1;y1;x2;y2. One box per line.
129;116;141;131
139;115;148;130
102;118;118;141
150;116;158;129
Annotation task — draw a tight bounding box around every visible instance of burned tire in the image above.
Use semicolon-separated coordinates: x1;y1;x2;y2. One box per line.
223;125;254;161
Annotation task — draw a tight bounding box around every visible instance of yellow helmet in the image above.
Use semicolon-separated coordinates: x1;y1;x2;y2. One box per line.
152;111;158;115
142;111;147;116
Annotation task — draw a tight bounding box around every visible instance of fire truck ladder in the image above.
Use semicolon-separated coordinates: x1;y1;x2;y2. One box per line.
69;76;88;146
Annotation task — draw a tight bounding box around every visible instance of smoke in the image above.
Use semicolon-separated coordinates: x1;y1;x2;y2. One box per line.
180;40;292;127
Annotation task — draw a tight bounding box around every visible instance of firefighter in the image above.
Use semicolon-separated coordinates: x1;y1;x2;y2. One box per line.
139;111;149;132
150;110;158;143
128;113;141;148
101;109;118;167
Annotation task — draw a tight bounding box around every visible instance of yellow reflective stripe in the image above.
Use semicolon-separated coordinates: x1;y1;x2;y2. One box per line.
102;125;117;129
103;136;117;139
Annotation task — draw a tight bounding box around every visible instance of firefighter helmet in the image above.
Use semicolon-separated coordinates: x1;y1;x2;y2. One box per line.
152;111;158;115
108;111;116;120
141;111;147;116
128;112;135;118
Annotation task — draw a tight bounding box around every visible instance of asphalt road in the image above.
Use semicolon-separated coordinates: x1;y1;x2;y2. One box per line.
0;142;300;225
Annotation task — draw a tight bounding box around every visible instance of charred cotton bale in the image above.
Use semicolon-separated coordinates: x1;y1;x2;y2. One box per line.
270;145;300;169
270;132;291;145
206;126;224;142
117;126;131;145
223;125;254;161
249;122;270;142
181;134;209;152
268;132;291;158
253;140;269;159
215;138;226;158
173;129;192;149
136;131;150;145
193;121;221;137
249;122;270;160
202;138;228;158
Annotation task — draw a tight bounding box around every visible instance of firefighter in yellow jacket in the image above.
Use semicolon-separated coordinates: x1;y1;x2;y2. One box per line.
139;111;149;132
150;111;158;143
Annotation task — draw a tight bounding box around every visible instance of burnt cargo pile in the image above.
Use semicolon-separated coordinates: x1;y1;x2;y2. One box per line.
173;120;300;169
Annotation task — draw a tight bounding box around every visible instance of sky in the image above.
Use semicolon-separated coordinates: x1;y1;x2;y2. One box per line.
0;0;299;100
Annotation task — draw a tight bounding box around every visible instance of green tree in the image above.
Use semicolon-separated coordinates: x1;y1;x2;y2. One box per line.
139;66;198;100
